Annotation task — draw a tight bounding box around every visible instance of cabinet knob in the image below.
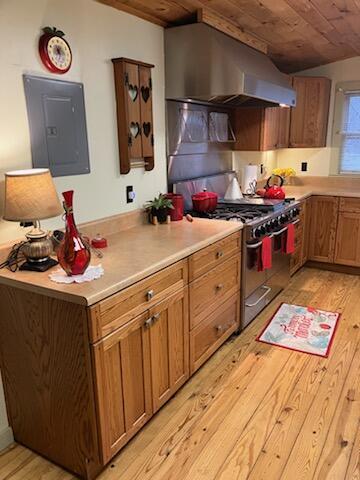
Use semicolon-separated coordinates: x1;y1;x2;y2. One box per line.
216;251;224;259
215;325;223;333
152;313;160;323
146;289;154;301
216;283;224;291
144;317;153;328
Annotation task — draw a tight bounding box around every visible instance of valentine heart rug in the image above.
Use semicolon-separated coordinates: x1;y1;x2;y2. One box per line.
256;303;340;357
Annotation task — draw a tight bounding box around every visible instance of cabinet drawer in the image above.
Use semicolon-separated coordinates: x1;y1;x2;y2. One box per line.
190;293;239;374
189;255;240;329
189;232;241;281
88;260;188;342
339;197;360;213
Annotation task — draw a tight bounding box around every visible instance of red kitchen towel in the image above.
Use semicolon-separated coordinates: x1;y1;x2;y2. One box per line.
258;236;272;272
282;223;295;254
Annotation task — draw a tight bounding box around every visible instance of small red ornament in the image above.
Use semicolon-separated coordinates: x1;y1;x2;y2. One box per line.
91;235;108;249
38;27;72;74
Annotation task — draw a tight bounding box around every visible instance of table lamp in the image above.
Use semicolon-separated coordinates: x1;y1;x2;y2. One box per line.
3;168;63;271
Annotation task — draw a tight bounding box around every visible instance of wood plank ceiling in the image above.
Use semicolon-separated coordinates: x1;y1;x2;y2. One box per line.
97;0;360;72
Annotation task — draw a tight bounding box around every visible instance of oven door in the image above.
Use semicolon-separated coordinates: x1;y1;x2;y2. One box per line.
242;222;294;329
244;238;266;299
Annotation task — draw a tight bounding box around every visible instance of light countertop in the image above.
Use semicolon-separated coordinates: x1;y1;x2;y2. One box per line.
284;186;360;201
0;218;242;306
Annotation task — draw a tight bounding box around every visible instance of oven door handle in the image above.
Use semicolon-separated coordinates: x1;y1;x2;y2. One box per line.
272;226;288;236
292;218;300;225
245;286;272;307
246;234;274;250
246;240;263;249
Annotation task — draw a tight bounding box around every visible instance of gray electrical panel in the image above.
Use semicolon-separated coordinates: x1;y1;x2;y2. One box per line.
23;75;90;177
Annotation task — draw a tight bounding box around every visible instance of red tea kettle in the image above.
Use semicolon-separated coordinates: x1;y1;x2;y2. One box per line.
264;175;286;199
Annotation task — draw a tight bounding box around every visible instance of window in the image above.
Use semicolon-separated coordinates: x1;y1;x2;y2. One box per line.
333;82;360;174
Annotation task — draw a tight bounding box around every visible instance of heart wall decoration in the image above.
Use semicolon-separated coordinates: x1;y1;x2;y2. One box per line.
130;122;140;138
141;86;150;103
143;122;151;137
128;84;138;102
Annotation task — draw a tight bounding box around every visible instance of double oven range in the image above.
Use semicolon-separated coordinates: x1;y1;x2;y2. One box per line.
174;176;300;330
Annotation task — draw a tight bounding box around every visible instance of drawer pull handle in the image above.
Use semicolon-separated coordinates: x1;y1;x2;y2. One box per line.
152;313;160;323
144;317;153;328
146;289;154;301
215;325;223;333
216;251;224;259
216;283;224;291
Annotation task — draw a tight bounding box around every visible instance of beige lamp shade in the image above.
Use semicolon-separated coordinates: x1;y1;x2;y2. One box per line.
3;168;62;222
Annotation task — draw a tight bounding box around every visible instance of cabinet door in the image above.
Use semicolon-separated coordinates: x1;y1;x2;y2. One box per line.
263;107;279;150
289;76;331;148
334;212;360;266
139;65;154;168
308;196;339;263
92;311;152;463
148;287;189;412
233;107;264;150
124;62;142;159
277;106;290;148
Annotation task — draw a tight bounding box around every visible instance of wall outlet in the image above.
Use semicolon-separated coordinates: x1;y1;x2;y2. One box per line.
126;186;135;203
301;162;308;172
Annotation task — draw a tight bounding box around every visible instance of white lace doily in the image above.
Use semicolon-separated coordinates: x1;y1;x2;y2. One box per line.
49;264;104;284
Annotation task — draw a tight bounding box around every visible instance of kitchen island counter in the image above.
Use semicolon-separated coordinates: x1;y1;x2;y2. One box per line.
0;217;242;306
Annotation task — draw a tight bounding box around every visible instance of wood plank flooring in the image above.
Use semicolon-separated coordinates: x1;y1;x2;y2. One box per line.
1;267;360;480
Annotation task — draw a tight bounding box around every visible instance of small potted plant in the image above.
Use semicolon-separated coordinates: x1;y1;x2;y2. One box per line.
145;194;174;224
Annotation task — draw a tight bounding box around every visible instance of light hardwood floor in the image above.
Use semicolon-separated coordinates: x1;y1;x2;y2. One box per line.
1;267;359;480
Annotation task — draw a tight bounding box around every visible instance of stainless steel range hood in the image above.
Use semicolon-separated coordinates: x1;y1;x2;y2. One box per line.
165;23;296;107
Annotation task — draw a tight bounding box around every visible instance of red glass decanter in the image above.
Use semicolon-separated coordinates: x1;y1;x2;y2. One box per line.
57;190;91;276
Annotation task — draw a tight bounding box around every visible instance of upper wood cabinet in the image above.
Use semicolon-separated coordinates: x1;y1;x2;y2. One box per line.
289;76;331;148
112;57;154;174
233;106;289;151
308;196;339;263
233;75;330;151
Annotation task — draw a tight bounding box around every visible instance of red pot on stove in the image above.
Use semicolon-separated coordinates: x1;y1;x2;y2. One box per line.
192;189;218;213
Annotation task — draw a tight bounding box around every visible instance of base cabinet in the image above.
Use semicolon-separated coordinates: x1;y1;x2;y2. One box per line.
335;212;360;267
148;287;189;412
0;232;241;480
308;196;339;263
92;311;153;463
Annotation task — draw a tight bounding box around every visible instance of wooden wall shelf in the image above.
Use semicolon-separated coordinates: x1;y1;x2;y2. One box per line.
112;57;155;174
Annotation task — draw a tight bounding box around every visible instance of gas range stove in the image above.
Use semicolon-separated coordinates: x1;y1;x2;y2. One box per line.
188;199;300;232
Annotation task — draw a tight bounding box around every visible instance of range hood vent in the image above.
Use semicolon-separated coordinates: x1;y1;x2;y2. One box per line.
165;23;296;107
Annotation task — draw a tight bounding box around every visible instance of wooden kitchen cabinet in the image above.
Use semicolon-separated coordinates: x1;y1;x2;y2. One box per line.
334;198;360;267
289;76;331;148
148;287;189;412
308;196;339;263
92;311;152;463
233;106;288;151
93;287;189;462
112;57;154;174
234;76;330;151
0;231;242;479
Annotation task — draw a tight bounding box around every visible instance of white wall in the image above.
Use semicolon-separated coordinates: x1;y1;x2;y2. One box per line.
0;0;166;450
0;0;167;244
277;56;360;176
